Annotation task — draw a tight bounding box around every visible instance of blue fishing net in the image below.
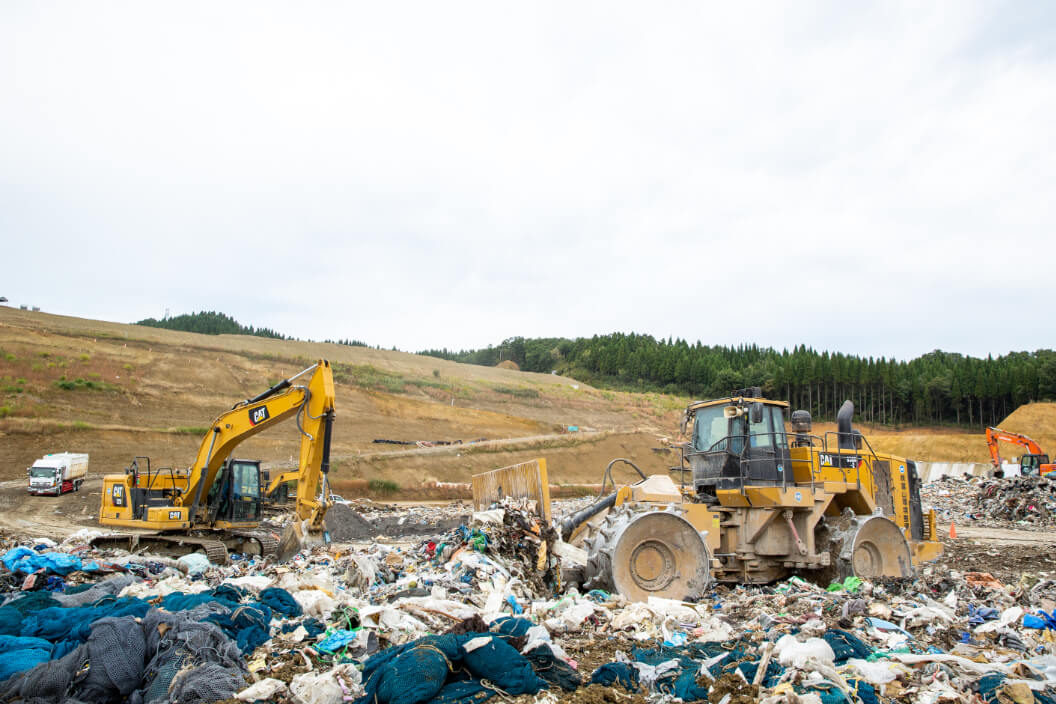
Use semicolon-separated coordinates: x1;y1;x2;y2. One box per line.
431;679;490;704
524;645;581;691
631;648;709;701
490;616;533;638
462;637;546;696
823;628;874;664
589;663;639;692
258;587;302;617
0;607;23;636
370;641;453;704
358;633;549;704
207;603;273;654
160;591;238;612
20;598;149;643
211;584;246;603
4;592;60;616
0;635;54;681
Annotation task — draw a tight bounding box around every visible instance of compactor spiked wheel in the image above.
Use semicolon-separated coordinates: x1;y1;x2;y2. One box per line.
817;511;912;581
583;507;711;602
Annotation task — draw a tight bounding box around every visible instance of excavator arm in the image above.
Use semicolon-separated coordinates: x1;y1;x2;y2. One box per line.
265;470;300;498
985;426;1045;468
177;360;336;528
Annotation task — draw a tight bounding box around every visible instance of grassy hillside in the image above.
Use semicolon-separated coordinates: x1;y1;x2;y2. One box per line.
2;307;1053;492
0;308;683;486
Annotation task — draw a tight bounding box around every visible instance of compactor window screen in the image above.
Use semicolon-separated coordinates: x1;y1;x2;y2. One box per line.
693;407;729;452
749;411;774;448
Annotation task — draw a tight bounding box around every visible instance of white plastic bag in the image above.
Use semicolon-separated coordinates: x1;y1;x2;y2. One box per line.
290;664;362;704
236;678;288;701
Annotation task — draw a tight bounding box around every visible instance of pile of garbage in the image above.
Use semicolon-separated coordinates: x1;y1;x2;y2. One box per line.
0;501;1055;703
921;475;980;525
972;474;1056;528
922;474;1056;531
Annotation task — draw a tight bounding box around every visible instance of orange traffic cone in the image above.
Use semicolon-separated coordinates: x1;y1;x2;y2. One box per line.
949;522;957;539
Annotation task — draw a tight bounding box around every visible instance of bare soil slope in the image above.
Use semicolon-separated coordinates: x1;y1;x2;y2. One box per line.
4;308;1054;493
0;308;682;489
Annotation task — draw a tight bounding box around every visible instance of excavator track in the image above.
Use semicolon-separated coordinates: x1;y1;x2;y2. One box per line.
89;533;229;565
228;531;279;558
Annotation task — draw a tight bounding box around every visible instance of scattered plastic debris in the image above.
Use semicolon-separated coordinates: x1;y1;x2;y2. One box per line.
0;498;1052;703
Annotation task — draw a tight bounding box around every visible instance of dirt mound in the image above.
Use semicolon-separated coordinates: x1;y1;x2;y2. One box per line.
324;502;468;541
999;402;1056;436
324;503;377;541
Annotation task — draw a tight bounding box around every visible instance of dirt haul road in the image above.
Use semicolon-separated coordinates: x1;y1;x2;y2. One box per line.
0;477;104;537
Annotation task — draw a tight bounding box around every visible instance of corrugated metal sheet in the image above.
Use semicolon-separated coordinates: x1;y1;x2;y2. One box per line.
471;458;551;521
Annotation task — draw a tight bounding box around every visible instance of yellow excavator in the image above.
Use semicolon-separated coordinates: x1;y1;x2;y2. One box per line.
263;469;300;507
488;389;944;602
92;360;337;563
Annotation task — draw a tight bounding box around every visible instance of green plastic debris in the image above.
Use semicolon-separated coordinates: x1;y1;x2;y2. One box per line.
826;576;863;593
776;576;810;593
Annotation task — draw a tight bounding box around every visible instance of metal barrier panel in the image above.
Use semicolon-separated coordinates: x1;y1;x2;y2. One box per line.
471;458;551;521
918;461;995;483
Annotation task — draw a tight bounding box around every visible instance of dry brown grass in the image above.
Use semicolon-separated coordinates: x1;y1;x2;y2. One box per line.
4;307;1055;493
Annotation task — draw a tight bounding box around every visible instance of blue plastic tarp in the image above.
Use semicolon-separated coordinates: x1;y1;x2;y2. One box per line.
317;629;360;653
1023;611;1056;630
1;548;83;576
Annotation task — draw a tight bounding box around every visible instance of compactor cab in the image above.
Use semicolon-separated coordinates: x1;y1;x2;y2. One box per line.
685;387;792;498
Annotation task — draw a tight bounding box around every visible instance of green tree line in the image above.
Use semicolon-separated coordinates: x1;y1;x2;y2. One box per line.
422;334;1056;428
135;311;286;339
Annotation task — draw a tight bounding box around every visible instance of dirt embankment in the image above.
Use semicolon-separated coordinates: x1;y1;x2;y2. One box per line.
0;308;678;488
4;308;1056;498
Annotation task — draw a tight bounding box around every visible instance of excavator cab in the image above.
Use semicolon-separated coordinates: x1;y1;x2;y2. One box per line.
1021;453;1051;476
206;459;263;525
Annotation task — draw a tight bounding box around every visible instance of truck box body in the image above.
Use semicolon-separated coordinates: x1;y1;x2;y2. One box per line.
28;452;88;495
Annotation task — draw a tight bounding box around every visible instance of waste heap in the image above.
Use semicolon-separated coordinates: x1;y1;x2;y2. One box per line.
972;474;1056;529
0;500;1055;703
921;475;980;525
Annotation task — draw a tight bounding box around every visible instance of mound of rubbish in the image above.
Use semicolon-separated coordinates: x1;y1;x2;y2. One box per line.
922;473;1056;530
973;474;1056;527
1;502;1056;703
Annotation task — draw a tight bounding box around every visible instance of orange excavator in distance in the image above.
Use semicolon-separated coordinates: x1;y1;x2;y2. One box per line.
986;426;1055;477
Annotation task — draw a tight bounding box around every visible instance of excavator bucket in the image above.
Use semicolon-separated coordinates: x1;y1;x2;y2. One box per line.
471;459;551;521
275;520;306;562
584;508;712;602
275;519;328;562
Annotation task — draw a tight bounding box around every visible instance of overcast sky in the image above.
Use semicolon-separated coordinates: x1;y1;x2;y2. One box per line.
1;2;1052;360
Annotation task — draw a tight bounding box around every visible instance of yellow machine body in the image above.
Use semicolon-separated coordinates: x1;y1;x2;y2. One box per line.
95;360;337;559
553;392;943;599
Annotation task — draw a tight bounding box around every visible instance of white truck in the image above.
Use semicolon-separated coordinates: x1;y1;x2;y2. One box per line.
27;452;88;495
